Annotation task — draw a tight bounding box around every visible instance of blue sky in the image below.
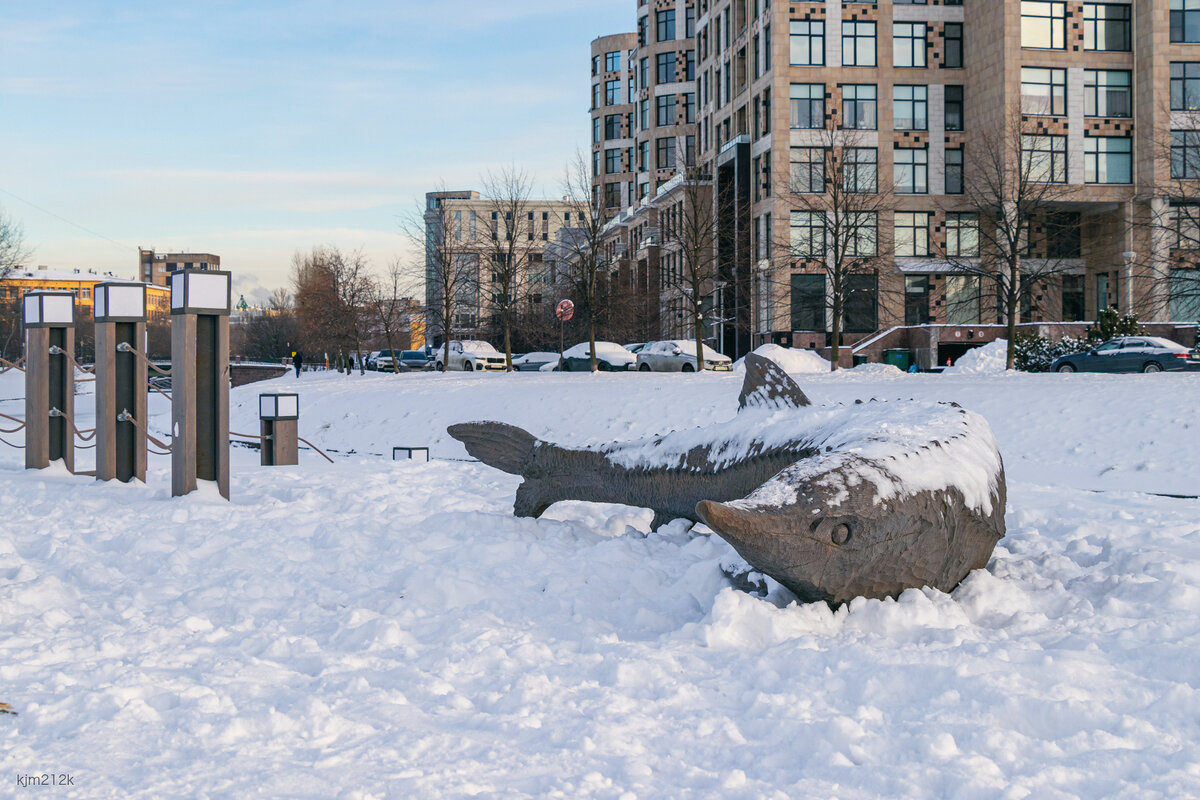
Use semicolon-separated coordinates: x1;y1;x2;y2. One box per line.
0;0;630;300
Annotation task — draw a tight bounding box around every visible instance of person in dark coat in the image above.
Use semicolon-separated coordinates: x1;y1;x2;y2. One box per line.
293;350;303;377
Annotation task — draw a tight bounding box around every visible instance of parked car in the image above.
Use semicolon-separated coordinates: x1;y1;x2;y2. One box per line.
374;349;404;372
397;350;433;371
556;341;636;371
435;340;507;372
512;351;560;371
637;340;733;372
1052;336;1200;373
623;342;648;355
365;350;383;371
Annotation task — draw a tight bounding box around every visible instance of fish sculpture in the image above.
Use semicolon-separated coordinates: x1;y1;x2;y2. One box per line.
448;354;1006;606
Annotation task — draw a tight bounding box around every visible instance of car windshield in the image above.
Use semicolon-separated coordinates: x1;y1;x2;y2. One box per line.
401;351;424;358
460;341;498;353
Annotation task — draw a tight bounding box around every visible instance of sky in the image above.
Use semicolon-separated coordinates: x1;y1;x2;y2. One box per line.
0;0;630;302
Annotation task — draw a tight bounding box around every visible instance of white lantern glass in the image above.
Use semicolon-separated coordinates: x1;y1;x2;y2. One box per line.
23;295;40;325
42;295;74;325
188;273;229;311
170;272;185;309
107;285;145;318
277;395;298;418
259;395;277;419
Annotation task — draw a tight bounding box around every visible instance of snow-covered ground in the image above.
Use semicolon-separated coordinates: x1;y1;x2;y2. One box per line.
1;365;1199;798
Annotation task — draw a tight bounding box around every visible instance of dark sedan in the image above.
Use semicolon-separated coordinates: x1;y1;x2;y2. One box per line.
397;350;433;371
1052;337;1200;373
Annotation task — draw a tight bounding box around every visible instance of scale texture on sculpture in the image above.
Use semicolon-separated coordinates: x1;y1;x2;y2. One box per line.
448;354;1006;606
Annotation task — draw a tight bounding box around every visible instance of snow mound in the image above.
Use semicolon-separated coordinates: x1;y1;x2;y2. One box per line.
849;362;903;375
944;340;1009;374
736;344;830;374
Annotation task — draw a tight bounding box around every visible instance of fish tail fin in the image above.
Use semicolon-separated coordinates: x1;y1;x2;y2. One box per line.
448;422;539;475
738;353;812;411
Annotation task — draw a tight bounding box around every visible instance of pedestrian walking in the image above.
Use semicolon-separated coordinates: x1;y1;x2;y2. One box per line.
293;349;303;377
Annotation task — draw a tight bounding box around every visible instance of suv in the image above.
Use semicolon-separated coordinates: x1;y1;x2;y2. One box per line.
374;349;403;372
435;340;507;371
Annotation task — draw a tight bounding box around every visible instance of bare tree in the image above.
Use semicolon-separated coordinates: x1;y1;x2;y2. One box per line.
405;186;478;373
0;206;30;279
936;105;1086;369
368;258;411;374
779;128;894;371
559;152;615;372
291;246;372;374
659;156;719;369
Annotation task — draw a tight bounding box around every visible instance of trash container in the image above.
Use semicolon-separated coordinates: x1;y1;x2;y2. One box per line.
852;354;869;367
883;348;912;371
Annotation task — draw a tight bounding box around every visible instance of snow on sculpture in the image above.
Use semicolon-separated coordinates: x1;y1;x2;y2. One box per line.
448;354;1006;606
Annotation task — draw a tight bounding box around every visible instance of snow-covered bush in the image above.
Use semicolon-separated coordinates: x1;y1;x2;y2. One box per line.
1014;333;1092;372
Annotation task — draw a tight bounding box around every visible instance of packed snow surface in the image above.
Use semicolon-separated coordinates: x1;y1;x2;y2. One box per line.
2;365;1200;798
944;339;1010;374
738;343;831;374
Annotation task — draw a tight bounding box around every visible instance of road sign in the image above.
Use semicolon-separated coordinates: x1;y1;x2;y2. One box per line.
555;299;575;322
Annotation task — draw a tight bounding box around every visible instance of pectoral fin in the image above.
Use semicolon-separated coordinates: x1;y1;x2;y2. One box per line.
448;422;539;475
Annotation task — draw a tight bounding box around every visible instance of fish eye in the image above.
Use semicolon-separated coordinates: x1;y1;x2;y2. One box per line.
831;523;851;546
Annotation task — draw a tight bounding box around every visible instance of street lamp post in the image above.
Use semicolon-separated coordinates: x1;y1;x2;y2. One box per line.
23;291;76;472
94;282;148;482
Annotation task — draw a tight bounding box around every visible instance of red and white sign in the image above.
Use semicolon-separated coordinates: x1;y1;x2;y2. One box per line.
555;299;575;322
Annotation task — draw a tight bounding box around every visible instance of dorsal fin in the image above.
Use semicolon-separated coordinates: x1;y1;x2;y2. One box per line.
738;353;812;411
448;421;539;474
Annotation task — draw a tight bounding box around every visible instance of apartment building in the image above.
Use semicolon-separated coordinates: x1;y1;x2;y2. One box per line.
423;190;575;345
138;249;221;286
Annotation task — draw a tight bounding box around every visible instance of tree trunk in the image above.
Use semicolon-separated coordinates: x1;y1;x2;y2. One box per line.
1006;261;1021;371
830;297;842;372
504;312;513;372
693;304;706;371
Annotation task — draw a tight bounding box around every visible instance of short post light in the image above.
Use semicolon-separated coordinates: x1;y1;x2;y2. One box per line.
392;446;430;463
23;291;76;471
258;393;299;466
94;282;148;482
170;269;232;498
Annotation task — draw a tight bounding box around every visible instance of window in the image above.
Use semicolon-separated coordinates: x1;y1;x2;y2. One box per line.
1022;2;1067;49
790;20;825;66
605;148;621;175
894;148;929;194
640;57;649;89
790;83;825;128
1084;136;1132;183
656;94;677;126
843;21;877;67
893;22;927;68
1045;212;1081;258
841;84;877;130
944;213;979;259
1084;4;1131;51
790;212;826;258
844;148;878;193
638;140;649;172
1171;203;1200;249
657;9;676;42
945;148;964;194
1021;67;1066;115
606;80;620;105
656;137;676;170
605;51;621;72
905;276;931;324
1169;269;1200;320
895;212;931;256
593;116;601;144
1062;275;1086;321
1171;131;1200;179
640;99;650;130
605;183;622;209
1022;135;1068;182
686;4;696;38
944;23;963;68
790;274;825;331
945;86;964;131
684;92;696;124
1084;70;1131;117
844;273;878;333
592;84;601;109
592;55;601;77
1172;0;1200;44
1172;63;1200;111
847;212;878;257
893;85;928;130
946;275;981;324
656;52;677;84
604;114;621;140
593;151;602;177
790;147;826;193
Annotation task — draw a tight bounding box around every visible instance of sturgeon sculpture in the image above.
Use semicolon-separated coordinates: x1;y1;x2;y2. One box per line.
448;354;1006;606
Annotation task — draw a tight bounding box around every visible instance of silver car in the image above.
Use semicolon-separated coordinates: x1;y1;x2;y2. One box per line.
636;340;733;372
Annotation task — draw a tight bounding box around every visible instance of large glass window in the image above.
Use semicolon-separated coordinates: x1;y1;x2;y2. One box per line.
656;137;676;170
895;212;931;256
905;275;931;324
1022;67;1066;115
944;23;963;68
1172;63;1200;111
605;51;621;72
894;22;927;68
1172;0;1200;43
1084;4;1132;51
790;84;826;128
593;116;601;144
844;148;878;193
790;274;826;331
656;94;677;126
605;148;621;175
790;147;827;193
604;114;621;140
847;212;878;257
945;148;964;194
843;21;877;67
844;273;878;333
945;86;964;131
656;53;677;84
946;275;982;324
894;147;929;194
1084;70;1131;117
893;85;928;130
605;80;620;105
1171;203;1200;249
841;84;877;130
657;9;676;42
1022;2;1067;49
1062;275;1086;321
1022;135;1068;182
790;20;825;66
1171;131;1200;179
1169;269;1200;320
1084;137;1132;184
790;212;826;258
946;212;979;256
